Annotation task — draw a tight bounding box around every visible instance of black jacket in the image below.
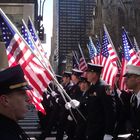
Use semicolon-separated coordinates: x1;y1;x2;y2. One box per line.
130;94;140;140
86;79;116;140
0;114;30;140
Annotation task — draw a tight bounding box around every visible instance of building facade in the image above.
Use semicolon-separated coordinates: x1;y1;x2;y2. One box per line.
50;0;59;73
0;0;38;68
92;0;140;51
51;0;96;74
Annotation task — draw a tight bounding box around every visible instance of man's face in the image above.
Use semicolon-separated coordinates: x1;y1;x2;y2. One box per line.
6;90;29;120
87;71;96;82
62;76;70;84
71;74;77;83
79;82;89;92
124;74;139;90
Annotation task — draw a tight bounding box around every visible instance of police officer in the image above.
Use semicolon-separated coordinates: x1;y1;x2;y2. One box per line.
124;65;140;140
75;76;90;140
0;65;32;140
86;63;115;140
65;69;83;140
113;73;132;139
56;71;72;140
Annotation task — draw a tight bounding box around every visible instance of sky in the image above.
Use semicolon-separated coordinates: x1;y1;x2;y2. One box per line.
39;0;53;58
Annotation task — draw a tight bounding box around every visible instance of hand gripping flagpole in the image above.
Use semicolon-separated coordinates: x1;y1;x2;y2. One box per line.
46;85;78;124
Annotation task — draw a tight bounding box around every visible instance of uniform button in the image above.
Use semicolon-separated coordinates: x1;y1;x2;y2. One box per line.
137;129;139;132
137;136;139;139
85;104;87;106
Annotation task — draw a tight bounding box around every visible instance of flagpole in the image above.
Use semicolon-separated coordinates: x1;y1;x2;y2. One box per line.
0;9;86;122
103;24;122;67
133;37;140;52
78;43;87;67
74;51;80;64
122;26;137;52
72;51;79;66
22;21;74;112
21;20;73;108
22;19;49;68
28;16;56;77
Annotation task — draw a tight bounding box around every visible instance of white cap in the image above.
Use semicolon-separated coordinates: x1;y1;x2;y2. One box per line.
124;65;140;76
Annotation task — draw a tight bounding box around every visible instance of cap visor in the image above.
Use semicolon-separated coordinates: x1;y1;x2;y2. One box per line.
20;85;33;90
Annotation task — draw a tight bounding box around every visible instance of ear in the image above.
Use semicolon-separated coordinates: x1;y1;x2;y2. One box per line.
0;95;10;107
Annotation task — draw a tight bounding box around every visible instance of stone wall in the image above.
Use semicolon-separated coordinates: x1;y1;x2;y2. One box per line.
93;0;140;50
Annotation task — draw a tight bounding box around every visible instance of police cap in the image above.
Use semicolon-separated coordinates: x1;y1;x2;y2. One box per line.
86;63;103;74
0;65;32;95
80;76;90;84
123;64;140;77
72;69;83;77
63;71;72;78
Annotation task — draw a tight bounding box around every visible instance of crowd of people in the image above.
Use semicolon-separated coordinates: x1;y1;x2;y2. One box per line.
0;63;140;140
37;63;140;140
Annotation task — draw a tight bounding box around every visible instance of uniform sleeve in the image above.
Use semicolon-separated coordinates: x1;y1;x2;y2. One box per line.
0;131;20;140
100;86;116;135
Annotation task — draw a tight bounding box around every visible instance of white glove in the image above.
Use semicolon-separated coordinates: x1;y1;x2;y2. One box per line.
103;134;113;140
55;98;59;103
67;115;73;121
51;91;57;97
116;88;122;98
46;94;50;99
70;99;80;109
65;102;71;110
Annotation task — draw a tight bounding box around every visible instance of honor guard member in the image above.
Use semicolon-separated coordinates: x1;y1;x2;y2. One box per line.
69;69;83;99
65;69;83;140
124;65;140;140
0;65;32;140
86;63;115;140
56;71;72;140
62;71;72;92
113;72;132;139
75;76;90;140
56;74;62;84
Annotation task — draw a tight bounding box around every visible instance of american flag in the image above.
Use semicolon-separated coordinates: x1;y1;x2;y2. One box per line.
123;29;140;66
101;32;118;87
78;44;87;71
27;17;50;68
21;20;47;67
133;37;140;59
0;9;52;114
119;28;140;90
72;51;79;69
95;38;102;65
87;36;97;64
